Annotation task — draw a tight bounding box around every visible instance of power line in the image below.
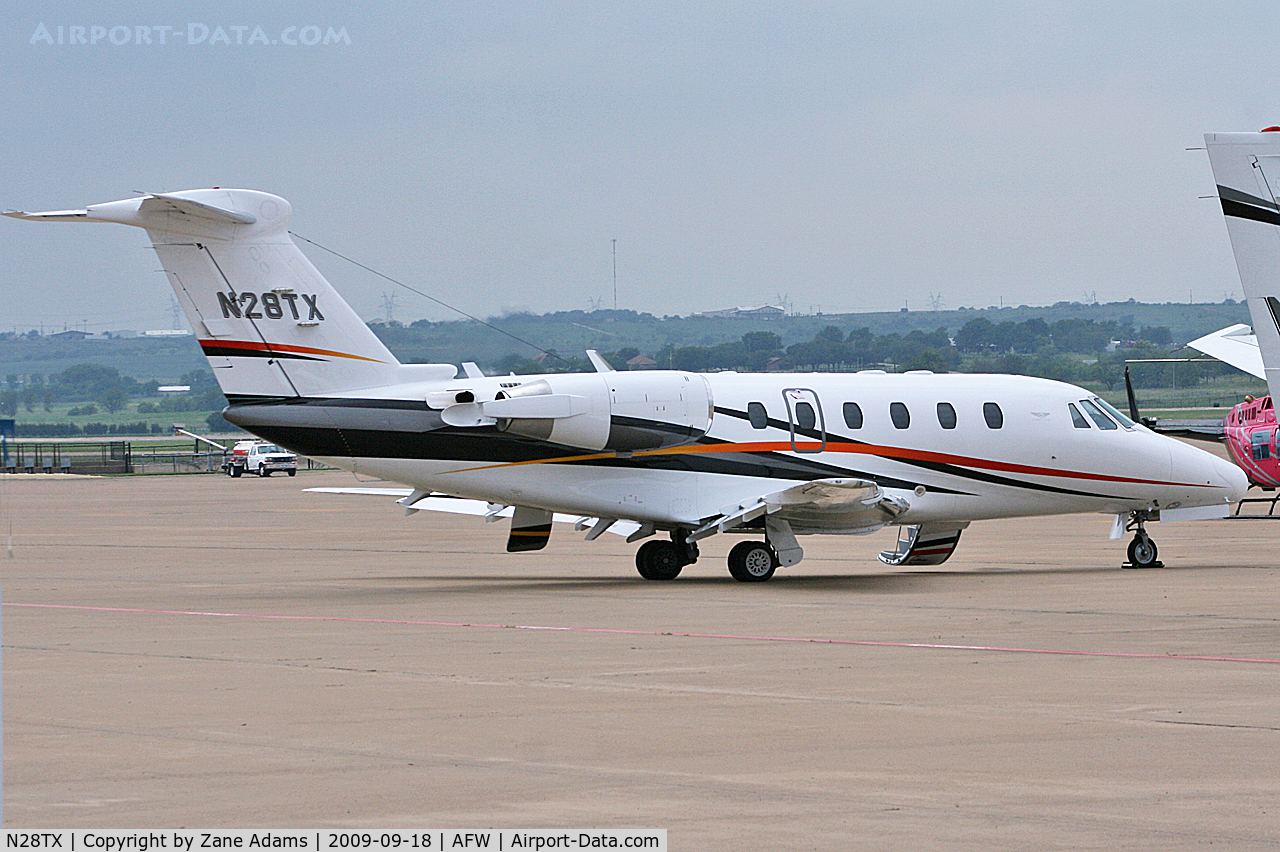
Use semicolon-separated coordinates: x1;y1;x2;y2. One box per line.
289;231;570;367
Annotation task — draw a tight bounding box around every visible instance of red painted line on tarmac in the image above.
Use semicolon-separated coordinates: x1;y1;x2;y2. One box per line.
6;602;1280;666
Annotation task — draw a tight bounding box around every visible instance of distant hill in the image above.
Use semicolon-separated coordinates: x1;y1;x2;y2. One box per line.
0;299;1253;381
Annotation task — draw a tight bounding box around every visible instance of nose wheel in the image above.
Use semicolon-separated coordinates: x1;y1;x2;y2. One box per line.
1126;532;1159;568
1122;511;1163;569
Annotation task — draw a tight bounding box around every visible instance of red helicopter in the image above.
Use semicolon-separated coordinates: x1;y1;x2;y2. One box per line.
1173;323;1280;489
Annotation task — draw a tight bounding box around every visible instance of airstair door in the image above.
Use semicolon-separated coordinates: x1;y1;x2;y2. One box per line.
783;387;826;453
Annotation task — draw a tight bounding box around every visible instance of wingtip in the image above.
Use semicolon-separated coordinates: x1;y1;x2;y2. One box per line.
3;208;90;221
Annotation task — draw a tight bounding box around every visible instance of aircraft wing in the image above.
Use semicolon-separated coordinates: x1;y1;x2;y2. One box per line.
305;487;643;537
1187;324;1265;380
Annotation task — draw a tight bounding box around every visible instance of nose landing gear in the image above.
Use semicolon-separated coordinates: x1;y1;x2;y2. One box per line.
1123;510;1163;569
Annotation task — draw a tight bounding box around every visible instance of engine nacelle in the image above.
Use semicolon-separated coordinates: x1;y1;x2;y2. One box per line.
440;371;713;452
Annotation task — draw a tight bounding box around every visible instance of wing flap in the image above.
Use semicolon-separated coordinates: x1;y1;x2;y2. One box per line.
304;487;641;537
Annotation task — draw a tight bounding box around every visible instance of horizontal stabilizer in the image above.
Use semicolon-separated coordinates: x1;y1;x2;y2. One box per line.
3;208;90;222
4;191;255;227
1186;324;1264;380
142;192;258;225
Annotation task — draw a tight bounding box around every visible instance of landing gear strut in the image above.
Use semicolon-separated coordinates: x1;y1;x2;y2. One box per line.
634;530;699;581
1123;510;1162;569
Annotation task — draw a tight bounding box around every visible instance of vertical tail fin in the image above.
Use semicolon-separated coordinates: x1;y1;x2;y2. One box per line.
5;189;401;400
1205;132;1280;399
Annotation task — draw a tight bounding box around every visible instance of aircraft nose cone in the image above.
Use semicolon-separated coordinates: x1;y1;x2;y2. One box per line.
1214;454;1250;503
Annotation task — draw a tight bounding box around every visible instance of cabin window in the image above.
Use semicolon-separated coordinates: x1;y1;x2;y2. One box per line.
843;401;863;429
936;402;957;429
795;401;817;431
983;402;1004;429
747;402;768;429
1068;403;1090;429
1252;429;1271;461
1078;398;1118;430
890;402;910;429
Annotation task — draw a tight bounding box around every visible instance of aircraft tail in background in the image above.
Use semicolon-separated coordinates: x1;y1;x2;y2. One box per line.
1205;131;1280;400
5;189;410;401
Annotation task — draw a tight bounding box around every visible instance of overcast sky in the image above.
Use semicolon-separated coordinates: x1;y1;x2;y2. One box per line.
1;1;1276;333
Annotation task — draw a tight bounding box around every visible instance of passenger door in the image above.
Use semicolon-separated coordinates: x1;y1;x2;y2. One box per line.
782;388;826;453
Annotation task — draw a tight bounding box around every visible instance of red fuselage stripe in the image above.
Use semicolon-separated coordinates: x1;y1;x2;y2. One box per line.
198;338;385;363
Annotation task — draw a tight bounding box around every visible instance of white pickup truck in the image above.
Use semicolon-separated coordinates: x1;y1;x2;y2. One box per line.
223;440;298;477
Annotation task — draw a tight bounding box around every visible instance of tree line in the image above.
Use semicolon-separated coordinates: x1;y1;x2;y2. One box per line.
484;316;1207;390
0;364;224;417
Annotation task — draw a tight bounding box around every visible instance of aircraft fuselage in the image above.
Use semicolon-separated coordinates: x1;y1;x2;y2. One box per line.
225;370;1243;531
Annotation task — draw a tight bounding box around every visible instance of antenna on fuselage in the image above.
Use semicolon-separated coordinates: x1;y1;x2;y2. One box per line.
1123;366;1158;428
1124;366;1141;423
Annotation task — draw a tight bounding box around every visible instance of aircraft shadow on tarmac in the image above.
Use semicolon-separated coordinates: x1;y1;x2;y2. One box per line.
343;562;1167;596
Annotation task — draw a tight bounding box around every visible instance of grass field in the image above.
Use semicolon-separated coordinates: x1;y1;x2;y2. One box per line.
9;397;227;436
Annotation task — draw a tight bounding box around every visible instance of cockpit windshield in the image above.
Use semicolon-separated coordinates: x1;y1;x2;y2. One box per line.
1077;398;1118;430
1090;397;1135;429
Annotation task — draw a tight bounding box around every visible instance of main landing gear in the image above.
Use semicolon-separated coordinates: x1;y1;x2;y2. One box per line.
727;540;779;582
635;531;699;581
634;531;783;583
1123;510;1162;569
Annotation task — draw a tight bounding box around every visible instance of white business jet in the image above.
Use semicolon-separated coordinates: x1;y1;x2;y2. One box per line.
5;188;1245;578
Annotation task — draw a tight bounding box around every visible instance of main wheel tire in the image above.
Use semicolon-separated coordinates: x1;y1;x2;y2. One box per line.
1126;534;1159;568
635;540;683;580
728;540;778;582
